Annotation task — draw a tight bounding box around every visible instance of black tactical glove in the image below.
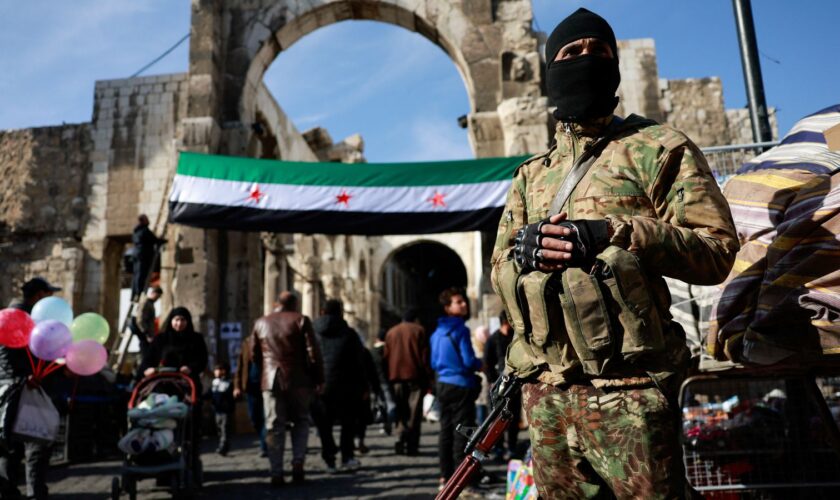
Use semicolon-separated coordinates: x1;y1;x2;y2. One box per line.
513;218;551;272
557;219;610;268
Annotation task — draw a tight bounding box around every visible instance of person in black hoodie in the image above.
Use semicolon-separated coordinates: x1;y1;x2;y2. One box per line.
139;307;208;392
312;299;367;473
355;345;383;454
130;214;166;300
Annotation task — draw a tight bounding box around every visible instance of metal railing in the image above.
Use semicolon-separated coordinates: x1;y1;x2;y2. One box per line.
700;141;779;186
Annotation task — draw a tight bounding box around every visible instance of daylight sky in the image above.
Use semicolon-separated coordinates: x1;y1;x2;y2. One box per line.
1;0;837;162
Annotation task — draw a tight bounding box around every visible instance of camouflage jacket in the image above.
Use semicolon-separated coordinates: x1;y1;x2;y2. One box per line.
490;115;739;386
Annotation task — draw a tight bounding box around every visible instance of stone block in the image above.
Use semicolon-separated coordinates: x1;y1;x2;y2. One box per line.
181;117;221;151
467;111;504;158
498;96;550;155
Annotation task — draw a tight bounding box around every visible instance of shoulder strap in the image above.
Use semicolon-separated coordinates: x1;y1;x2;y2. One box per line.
549;116;626;215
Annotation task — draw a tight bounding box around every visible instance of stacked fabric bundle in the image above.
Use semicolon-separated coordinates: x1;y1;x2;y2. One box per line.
708;105;840;363
118;393;188;455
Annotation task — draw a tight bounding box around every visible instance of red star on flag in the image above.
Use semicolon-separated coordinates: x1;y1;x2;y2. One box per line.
336;190;352;206
248;184;264;203
428;191;447;207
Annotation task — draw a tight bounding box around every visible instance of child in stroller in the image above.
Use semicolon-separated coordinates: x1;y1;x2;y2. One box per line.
112;369;202;499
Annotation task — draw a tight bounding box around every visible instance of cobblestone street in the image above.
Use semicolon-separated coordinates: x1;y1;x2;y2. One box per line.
46;422;515;499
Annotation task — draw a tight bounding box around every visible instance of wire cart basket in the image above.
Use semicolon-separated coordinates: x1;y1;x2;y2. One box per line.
680;364;840;497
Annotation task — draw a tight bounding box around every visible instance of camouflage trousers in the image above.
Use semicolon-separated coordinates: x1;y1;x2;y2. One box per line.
523;381;684;499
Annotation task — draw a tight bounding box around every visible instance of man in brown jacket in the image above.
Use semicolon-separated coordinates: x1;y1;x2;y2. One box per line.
251;291;324;486
383;308;430;455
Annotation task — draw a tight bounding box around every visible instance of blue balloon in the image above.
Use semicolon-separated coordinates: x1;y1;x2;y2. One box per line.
30;297;74;327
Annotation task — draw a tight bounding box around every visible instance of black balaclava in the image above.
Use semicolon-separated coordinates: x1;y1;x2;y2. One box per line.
545;8;620;122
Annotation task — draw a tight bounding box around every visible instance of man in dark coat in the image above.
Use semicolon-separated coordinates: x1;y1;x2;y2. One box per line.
383;308;430;455
130;214;166;300
312;299;367;473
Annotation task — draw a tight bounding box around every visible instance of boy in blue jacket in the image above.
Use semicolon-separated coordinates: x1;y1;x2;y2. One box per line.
430;287;482;490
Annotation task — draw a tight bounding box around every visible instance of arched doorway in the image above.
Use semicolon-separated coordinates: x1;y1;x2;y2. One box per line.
183;0;546;159
380;241;467;335
173;0;547;339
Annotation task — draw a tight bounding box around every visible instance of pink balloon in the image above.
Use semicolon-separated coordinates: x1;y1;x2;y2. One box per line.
0;309;35;348
65;340;107;376
29;320;73;361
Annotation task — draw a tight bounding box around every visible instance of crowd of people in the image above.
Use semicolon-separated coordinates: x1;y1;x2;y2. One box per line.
0;262;521;498
245;287;515;489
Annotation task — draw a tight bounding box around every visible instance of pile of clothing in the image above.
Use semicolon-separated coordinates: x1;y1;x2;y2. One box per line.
118;393;188;455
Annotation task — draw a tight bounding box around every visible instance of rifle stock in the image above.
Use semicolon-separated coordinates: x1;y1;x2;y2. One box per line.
435;375;522;500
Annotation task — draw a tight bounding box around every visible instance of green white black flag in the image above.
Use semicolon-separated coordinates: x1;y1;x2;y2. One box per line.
168;152;528;235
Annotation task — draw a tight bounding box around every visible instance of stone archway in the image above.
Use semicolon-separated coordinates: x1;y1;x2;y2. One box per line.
175;0;550;335
379;240;468;334
184;0;549;159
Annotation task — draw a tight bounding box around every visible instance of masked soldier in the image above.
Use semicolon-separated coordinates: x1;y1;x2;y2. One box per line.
490;8;738;498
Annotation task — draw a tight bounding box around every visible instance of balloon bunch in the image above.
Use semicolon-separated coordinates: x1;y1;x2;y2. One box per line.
0;297;109;381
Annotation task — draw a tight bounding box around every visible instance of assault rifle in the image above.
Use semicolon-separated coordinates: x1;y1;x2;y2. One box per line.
436;374;523;500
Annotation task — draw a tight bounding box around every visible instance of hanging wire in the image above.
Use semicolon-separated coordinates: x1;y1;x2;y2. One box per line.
130;33;190;78
759;50;782;65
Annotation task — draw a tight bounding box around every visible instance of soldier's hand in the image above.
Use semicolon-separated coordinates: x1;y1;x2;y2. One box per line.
551;218;611;268
514;213;574;272
535;213;576;272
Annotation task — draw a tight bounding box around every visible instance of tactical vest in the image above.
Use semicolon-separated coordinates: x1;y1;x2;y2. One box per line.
502;245;689;381
500;117;691;385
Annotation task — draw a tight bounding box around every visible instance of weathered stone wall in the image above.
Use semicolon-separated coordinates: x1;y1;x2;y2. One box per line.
658;76;778;148
89;74;189;237
79;73;190;328
615;39;664;123
660;77;730;148
254;83;320;162
725;107;779;144
0;125;92;308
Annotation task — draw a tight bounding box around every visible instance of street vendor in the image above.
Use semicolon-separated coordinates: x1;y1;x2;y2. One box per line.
490;8;738;498
1;277;63;499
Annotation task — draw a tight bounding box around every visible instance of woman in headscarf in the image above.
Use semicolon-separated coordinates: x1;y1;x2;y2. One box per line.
138;306;208;392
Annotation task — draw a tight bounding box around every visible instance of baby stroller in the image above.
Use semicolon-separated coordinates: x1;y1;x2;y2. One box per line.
111;370;202;499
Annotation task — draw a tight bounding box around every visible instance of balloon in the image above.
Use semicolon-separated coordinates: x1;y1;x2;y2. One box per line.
70;313;110;345
65;340;107;376
29;320;73;361
0;309;35;348
30;297;73;326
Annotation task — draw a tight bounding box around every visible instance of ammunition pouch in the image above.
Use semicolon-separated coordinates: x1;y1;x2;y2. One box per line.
499;246;668;379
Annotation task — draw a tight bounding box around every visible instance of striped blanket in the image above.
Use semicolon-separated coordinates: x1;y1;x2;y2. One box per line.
704;104;840;364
